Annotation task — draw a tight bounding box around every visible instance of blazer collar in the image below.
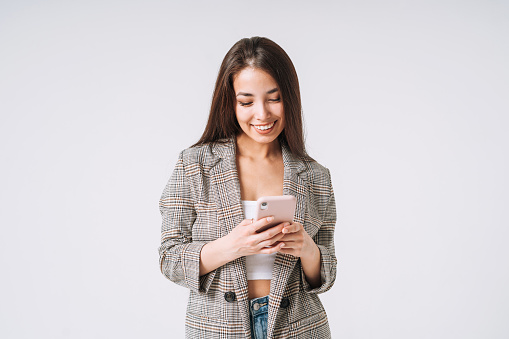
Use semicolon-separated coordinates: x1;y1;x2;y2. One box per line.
210;136;307;176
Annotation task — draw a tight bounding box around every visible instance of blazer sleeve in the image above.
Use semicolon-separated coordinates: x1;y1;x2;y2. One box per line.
158;150;216;294
301;168;337;294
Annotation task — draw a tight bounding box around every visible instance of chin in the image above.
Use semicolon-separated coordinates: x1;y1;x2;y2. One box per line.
248;132;282;144
252;136;278;144
238;128;282;145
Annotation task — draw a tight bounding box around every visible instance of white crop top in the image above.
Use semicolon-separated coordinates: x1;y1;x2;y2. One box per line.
242;200;276;280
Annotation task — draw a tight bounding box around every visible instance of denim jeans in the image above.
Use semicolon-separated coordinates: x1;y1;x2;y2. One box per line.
249;295;269;339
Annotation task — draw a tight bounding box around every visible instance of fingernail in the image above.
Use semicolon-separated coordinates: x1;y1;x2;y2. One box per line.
280;243;285;247
282;228;287;233
267;216;274;222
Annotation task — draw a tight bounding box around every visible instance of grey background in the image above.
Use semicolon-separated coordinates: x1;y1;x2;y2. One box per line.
1;0;508;338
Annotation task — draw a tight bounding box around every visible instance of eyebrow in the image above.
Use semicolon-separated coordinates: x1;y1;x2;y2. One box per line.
236;88;279;97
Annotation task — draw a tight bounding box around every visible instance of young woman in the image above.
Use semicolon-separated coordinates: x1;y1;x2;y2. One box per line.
158;36;337;339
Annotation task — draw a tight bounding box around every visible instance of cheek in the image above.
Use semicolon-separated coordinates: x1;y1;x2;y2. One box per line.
276;104;285;119
278;108;285;126
235;110;247;124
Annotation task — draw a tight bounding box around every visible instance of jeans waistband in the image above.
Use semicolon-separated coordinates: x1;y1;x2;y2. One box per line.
249;295;269;316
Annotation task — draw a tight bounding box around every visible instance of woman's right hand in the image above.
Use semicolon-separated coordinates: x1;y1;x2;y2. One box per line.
223;217;288;261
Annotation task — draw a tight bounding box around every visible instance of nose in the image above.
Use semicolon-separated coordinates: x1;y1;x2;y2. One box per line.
254;101;271;120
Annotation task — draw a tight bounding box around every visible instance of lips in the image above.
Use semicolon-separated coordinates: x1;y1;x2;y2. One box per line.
253;121;275;130
252;120;277;134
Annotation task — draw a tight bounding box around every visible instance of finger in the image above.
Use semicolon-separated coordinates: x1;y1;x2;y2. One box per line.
256;222;289;240
250;216;275;233
279;233;300;242
282;222;302;234
259;242;285;254
239;219;255;226
257;232;286;248
278;247;298;256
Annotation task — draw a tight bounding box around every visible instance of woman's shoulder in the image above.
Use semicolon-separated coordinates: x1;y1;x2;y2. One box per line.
301;157;332;183
177;140;227;167
178;143;211;160
302;157;328;172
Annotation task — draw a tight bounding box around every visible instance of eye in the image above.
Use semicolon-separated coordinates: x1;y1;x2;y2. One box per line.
239;101;253;107
269;97;281;102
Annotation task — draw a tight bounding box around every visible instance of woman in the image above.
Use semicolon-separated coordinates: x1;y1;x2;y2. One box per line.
159;36;337;339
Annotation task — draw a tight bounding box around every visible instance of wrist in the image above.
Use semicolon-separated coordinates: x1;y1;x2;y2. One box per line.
215;235;238;262
301;238;320;261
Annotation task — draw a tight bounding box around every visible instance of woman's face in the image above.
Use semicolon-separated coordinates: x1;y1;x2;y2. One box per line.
233;67;285;145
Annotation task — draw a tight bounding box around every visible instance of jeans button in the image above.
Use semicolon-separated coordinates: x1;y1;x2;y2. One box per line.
224;291;236;302
280;297;289;309
253;303;260;311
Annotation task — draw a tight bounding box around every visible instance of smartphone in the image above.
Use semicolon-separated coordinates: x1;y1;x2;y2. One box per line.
254;195;296;233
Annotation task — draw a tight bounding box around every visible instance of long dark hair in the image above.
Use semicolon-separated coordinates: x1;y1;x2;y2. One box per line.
193;36;309;159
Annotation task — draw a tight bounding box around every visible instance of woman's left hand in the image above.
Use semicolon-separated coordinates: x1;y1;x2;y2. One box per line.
278;222;318;258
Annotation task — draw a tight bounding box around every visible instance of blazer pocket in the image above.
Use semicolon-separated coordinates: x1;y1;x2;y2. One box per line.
186;311;227;331
186;312;244;335
288;310;329;336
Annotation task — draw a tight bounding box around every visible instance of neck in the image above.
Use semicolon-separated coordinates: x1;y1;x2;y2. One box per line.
235;133;281;160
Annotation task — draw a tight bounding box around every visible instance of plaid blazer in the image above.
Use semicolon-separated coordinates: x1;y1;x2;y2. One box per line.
158;137;337;338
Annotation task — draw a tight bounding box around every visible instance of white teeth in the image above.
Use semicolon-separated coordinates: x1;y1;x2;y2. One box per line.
253;121;275;130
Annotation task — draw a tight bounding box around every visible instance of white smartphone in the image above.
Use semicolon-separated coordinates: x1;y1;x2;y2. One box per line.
254;195;296;233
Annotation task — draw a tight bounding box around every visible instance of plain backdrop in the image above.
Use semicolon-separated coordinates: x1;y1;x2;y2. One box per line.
1;0;508;338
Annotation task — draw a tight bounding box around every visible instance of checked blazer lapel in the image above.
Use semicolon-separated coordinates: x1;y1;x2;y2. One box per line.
209;138;252;335
266;143;308;339
210;137;309;338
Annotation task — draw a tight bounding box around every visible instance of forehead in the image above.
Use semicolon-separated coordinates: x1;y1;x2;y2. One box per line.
233;67;279;92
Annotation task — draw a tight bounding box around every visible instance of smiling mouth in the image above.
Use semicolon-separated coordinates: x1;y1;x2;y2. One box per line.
252;121;276;131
